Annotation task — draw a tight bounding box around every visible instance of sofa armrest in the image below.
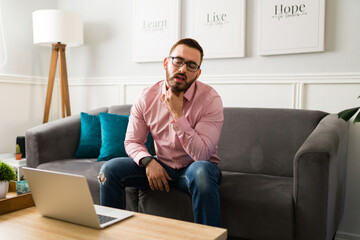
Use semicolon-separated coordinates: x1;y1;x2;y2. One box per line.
293;114;349;240
25;107;108;168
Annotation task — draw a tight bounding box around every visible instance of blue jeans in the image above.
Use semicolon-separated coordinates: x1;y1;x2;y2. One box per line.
98;157;222;227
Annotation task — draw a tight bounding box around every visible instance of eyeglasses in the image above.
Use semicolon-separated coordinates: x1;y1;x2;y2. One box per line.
168;56;200;72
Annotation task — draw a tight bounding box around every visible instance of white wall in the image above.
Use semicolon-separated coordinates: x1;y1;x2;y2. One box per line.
0;0;359;238
0;0;57;153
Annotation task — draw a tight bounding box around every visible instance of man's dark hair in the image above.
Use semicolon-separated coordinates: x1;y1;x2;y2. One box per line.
169;38;204;65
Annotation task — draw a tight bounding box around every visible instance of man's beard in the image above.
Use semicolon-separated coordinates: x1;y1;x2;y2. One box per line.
166;69;197;93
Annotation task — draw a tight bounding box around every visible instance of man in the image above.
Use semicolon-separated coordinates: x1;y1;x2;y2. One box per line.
99;38;224;227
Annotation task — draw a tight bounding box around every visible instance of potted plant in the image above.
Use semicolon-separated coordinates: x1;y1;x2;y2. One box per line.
0;161;16;199
15;144;22;160
338;96;360;123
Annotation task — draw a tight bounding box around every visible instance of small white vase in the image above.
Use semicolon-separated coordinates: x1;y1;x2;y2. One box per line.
0;181;9;199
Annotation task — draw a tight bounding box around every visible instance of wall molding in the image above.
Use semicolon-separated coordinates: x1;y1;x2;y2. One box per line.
69;72;360;85
0;73;47;85
1;72;359;85
2;72;358;110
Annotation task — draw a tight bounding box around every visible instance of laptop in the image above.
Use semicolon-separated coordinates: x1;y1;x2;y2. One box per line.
22;167;134;229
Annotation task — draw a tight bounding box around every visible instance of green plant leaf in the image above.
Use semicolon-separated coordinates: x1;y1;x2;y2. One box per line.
0;162;16;181
354;112;360;123
337;107;360;121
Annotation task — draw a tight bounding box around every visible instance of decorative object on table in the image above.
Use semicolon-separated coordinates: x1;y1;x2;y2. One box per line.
337;96;360;123
0;161;16;199
259;0;325;55
133;0;180;62
16;136;26;158
32;9;83;123
15;180;30;195
190;0;246;59
15;144;22;160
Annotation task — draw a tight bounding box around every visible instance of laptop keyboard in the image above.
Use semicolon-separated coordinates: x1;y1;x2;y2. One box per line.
97;214;117;225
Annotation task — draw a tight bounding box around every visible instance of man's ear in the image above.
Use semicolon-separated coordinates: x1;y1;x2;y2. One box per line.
195;69;202;81
163;57;169;70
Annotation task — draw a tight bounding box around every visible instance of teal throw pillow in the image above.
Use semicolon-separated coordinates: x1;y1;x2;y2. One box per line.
97;112;154;162
75;112;102;159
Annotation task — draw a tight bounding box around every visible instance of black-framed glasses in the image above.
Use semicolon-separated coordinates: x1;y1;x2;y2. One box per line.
168;56;200;72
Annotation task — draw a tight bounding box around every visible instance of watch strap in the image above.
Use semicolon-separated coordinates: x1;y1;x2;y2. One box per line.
141;156;154;167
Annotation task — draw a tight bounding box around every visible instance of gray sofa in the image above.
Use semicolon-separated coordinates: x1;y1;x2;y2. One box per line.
25;105;349;240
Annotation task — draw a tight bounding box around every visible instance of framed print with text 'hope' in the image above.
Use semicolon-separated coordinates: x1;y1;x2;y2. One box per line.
259;0;325;56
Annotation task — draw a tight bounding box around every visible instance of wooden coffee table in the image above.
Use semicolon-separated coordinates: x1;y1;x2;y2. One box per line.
0;207;227;240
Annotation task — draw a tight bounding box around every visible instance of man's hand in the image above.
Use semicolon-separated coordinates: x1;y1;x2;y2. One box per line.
161;88;184;121
146;159;172;192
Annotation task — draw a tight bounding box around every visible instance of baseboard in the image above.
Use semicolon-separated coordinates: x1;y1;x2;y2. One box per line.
336;232;360;240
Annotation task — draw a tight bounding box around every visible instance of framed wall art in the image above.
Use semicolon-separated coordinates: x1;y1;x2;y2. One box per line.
190;0;246;59
133;0;181;62
259;0;325;56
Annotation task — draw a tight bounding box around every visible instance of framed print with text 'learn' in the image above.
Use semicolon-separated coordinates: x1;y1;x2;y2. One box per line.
133;0;181;62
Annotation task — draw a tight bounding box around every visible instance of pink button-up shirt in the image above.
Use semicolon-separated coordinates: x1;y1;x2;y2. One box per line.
125;80;224;169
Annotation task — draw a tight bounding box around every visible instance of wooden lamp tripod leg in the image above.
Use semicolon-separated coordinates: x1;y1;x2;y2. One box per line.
43;44;59;124
43;43;71;123
59;44;71;118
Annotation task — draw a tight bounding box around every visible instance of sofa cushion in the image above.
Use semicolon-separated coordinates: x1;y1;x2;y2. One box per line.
218;108;327;177
97;113;154;161
75;112;102;159
133;170;294;240
136;188;194;222
220;171;294;240
98;113;130;161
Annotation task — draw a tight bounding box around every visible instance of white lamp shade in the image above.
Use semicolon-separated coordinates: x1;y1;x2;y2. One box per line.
32;9;83;47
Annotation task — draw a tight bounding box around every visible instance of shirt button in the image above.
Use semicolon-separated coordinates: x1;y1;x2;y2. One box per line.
170;143;175;148
174;127;179;131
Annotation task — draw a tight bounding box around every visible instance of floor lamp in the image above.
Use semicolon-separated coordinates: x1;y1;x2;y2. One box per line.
32;10;83;123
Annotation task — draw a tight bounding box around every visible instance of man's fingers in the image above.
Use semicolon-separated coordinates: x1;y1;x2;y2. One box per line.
148;179;155;191
162;176;170;192
165;171;172;181
157;179;165;191
146;160;172;192
152;179;159;191
148;176;170;192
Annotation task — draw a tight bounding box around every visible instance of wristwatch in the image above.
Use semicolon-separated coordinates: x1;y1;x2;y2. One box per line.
141;156;154;167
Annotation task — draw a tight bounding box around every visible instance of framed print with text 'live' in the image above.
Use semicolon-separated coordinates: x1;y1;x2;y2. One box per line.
191;0;246;59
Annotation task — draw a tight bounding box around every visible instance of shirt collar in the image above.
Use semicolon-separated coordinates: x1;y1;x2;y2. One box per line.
161;80;196;102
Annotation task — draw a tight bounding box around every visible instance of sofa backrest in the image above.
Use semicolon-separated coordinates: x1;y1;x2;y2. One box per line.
217;108;328;177
108;105;132;115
